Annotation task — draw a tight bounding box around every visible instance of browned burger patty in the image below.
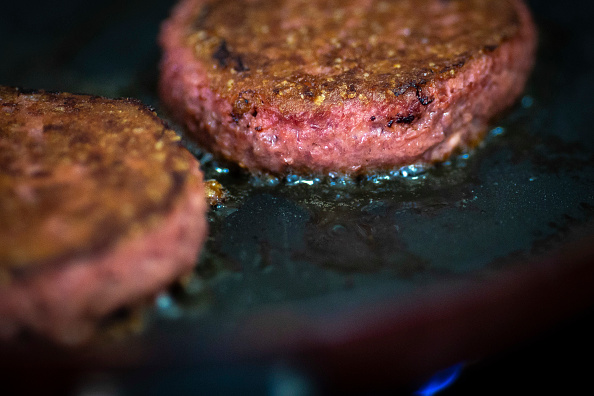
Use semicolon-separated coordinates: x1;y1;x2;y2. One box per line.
159;0;537;176
0;86;208;344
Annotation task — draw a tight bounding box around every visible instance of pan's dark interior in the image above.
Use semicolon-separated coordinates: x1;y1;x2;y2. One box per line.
1;0;593;394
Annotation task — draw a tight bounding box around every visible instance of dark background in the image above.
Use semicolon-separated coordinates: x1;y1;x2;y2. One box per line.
1;0;593;395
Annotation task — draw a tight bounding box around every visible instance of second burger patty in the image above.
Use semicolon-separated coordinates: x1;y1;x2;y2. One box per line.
0;87;208;344
159;0;537;177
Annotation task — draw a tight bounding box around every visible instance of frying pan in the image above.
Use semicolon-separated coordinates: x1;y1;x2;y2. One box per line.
1;0;593;394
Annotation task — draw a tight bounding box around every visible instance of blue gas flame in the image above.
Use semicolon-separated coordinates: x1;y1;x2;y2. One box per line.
415;363;464;396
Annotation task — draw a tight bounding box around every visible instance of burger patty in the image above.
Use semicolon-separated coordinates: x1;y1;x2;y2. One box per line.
159;0;537;176
0;87;208;344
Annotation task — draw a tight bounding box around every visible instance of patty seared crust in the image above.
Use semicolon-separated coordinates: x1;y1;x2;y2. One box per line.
159;0;537;176
0;86;208;344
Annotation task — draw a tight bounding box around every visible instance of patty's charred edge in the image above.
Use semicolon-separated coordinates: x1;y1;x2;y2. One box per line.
13;87;43;95
212;40;230;67
396;114;415;124
213;40;249;72
43;124;69;132
386;113;416;128
192;4;211;31
391;78;435;106
0;102;18;108
415;84;434;106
